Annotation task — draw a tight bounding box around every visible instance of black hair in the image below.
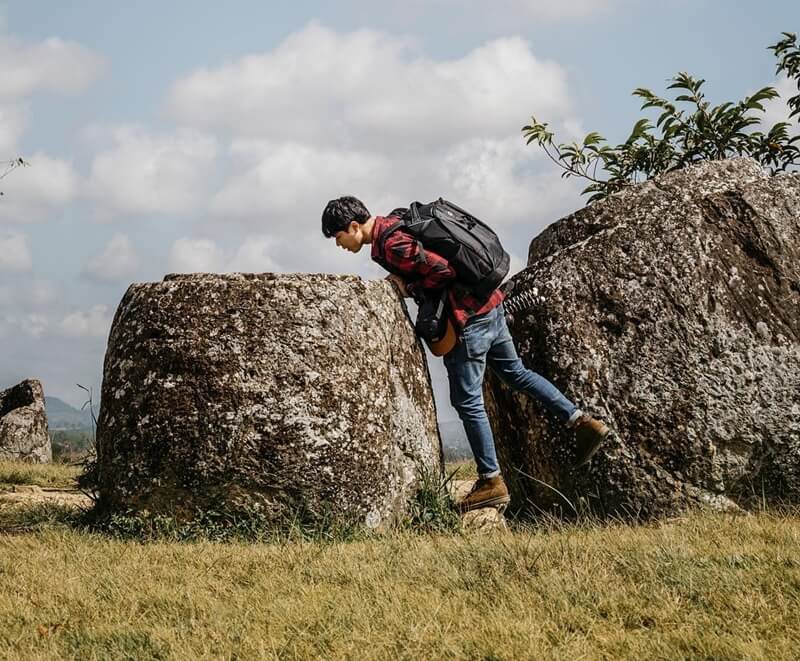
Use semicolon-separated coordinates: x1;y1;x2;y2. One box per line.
321;196;370;238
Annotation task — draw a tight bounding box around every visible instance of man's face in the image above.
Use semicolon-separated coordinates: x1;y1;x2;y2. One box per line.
335;221;363;253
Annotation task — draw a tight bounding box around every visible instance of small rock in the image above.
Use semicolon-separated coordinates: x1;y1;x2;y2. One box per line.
461;507;507;533
448;479;477;502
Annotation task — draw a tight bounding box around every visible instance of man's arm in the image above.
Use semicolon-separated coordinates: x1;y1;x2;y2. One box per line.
382;231;456;297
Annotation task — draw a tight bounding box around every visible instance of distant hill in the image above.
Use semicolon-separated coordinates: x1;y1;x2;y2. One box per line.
439;420;472;462
45;397;98;431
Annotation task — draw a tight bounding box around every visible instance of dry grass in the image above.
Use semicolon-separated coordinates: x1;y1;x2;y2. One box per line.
0;460;81;490
445;459;478;481
0;510;798;659
1;460;799;659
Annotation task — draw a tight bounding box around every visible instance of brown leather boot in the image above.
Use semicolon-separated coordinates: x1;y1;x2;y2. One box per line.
458;475;511;513
572;414;612;467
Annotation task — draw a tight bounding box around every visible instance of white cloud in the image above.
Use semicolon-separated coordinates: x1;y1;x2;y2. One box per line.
20;313;48;338
0;30;105;100
210;140;393;222
164;22;583;251
168;237;225;272
0;103;26;154
86;126;218;219
0;152;78;223
762;76;797;129
208;132;579;241
58;304;112;338
167;23;571;151
0;28;101;225
0;280;57;308
168;235;283;274
84;233;140;282
442;135;581;225
0;28;103;222
0;230;32;271
29;280;57;307
0;312;49;339
227;236;280;272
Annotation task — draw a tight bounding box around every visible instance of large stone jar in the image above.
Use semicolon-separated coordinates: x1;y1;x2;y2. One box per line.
0;379;51;463
486;158;800;519
94;273;442;528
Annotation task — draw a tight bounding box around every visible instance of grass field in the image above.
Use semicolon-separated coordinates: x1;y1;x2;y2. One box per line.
0;460;82;490
1;461;799;659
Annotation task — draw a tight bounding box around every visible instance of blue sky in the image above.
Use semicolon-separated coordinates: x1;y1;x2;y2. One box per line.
1;0;798;411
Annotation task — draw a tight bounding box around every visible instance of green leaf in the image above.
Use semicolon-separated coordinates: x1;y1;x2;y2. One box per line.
625;118;652;145
582;132;604;147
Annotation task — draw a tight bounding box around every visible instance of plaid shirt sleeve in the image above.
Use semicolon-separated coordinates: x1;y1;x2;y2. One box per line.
382;230;456;297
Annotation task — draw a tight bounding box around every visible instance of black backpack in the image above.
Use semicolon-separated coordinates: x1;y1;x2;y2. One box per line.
376;198;510;300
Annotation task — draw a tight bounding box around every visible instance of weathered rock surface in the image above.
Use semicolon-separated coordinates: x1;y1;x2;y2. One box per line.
461;507;507;533
0;379;51;463
94;273;442;528
487;158;800;519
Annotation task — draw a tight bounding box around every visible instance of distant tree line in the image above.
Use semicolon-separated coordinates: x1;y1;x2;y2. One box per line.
50;430;93;463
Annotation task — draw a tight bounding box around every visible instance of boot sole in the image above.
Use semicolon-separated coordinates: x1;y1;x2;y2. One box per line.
458;495;511;513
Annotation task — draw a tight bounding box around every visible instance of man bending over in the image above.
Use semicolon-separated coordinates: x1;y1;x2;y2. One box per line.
321;195;611;512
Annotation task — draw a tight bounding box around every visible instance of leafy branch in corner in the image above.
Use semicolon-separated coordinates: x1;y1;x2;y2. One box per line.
524;33;800;203
770;31;800;120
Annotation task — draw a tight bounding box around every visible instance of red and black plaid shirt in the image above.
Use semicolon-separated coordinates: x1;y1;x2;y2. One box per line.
371;215;504;330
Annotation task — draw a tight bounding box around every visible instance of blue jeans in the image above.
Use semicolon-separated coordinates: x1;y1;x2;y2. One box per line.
443;302;581;479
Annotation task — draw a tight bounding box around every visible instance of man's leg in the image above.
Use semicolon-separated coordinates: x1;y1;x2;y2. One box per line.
443;311;512;511
486;307;582;427
443;336;500;479
486;304;612;466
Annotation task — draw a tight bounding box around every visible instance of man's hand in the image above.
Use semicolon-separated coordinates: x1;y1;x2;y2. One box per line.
385;273;410;298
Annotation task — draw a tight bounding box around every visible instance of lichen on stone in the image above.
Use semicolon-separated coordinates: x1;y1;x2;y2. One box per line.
489;158;800;519
0;379;51;463
93;272;442;528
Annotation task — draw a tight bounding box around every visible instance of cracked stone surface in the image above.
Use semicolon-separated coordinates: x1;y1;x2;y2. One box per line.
487;158;800;519
0;379;51;463
94;272;442;528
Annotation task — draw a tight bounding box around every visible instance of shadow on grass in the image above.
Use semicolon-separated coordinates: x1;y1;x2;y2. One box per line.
0;501;85;535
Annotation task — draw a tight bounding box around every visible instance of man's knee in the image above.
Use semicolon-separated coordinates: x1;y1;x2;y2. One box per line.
451;394;487;422
493;360;531;391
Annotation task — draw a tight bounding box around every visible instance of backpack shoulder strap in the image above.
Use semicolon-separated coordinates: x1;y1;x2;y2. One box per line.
375;214;408;261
